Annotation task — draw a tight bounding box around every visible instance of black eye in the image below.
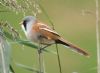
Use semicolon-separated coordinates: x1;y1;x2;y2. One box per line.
23;20;27;30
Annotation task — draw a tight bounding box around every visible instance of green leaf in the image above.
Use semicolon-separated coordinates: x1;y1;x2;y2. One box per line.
4;31;57;55
16;39;37;49
16;39;57;55
0;29;11;73
16;63;39;73
10;65;15;73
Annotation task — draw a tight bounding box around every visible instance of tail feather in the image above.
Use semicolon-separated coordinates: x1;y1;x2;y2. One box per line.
56;38;89;57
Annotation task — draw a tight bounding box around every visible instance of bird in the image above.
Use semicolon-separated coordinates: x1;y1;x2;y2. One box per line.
20;16;89;57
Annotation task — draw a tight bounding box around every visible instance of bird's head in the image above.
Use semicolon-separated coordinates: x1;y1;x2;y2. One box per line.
21;16;36;31
20;16;37;36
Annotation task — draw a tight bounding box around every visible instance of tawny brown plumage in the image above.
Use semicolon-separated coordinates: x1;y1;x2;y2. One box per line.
31;22;89;57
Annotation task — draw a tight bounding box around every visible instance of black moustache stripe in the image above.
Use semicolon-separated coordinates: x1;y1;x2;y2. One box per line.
23;21;27;30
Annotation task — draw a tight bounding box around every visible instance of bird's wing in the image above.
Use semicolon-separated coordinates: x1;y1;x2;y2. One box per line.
40;27;60;36
37;22;89;57
37;22;60;38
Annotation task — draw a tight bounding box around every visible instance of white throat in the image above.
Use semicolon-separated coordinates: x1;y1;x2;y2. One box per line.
21;24;27;36
27;21;34;33
21;20;36;36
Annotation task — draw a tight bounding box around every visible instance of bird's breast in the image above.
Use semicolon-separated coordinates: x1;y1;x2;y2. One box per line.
26;29;54;45
26;29;40;43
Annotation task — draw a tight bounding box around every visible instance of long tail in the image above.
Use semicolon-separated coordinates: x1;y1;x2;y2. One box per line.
56;38;89;57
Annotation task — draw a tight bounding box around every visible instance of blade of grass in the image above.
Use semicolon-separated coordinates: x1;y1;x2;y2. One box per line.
38;2;55;30
4;30;57;55
95;0;100;73
16;63;39;73
56;44;62;73
0;42;7;73
0;29;11;73
17;39;57;55
9;65;15;73
37;44;46;73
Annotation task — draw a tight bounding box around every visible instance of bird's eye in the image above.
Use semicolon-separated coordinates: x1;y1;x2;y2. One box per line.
23;20;27;30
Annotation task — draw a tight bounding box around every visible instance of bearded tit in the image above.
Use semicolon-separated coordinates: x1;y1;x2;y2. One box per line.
20;16;89;57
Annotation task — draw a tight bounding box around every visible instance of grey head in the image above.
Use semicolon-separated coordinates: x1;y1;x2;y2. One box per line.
22;16;36;30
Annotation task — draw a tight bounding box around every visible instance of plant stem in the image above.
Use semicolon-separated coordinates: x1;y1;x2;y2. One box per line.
38;2;55;30
95;0;100;73
0;34;8;73
0;43;7;73
38;44;45;73
56;44;62;73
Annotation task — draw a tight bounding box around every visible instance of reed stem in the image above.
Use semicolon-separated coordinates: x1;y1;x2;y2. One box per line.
95;0;100;73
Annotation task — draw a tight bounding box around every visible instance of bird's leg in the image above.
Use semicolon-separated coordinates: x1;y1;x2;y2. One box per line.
41;44;53;51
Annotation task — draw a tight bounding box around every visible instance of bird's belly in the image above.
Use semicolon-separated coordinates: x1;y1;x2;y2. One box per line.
26;30;54;45
26;30;40;43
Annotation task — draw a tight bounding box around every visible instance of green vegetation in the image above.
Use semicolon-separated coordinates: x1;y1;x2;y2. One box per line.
0;0;99;73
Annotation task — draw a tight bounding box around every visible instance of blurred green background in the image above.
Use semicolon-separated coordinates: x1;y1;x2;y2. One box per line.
0;0;100;73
